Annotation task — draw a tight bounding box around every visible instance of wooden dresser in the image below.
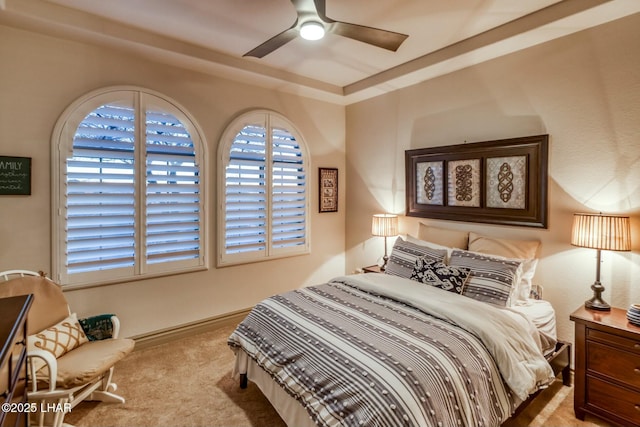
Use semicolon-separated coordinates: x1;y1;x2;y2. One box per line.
0;295;33;427
571;305;640;427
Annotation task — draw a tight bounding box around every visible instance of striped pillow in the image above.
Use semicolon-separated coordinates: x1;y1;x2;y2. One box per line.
385;237;447;279
449;249;523;307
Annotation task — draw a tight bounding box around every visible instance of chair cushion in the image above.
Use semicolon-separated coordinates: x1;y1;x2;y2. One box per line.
35;338;135;388
0;275;69;334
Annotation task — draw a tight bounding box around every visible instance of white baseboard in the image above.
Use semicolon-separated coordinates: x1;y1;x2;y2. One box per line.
131;307;251;350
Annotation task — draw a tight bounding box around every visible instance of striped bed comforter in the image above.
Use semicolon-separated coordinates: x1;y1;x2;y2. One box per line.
228;273;554;427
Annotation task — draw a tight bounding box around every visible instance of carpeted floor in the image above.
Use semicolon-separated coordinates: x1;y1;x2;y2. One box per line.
65;324;613;427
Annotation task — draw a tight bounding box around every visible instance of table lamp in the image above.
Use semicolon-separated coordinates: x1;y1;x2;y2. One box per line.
571;212;631;311
372;214;398;271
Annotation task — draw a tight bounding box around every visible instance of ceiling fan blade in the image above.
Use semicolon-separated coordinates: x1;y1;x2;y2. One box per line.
313;0;333;23
313;0;408;52
244;27;299;58
329;22;408;52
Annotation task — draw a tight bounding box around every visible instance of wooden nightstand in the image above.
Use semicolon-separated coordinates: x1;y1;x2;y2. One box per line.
570;305;640;426
362;265;383;273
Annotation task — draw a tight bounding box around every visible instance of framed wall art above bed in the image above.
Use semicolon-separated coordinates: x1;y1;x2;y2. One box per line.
405;134;548;228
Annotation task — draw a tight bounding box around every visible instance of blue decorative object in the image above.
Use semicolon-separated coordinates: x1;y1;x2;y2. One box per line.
626;304;640;327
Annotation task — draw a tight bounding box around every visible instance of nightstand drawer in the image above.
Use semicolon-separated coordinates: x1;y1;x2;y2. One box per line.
589;328;640;354
587;375;640;425
588;341;640;389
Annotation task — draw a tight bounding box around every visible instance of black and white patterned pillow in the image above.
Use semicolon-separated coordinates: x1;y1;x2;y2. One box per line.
410;258;470;293
449;249;522;307
384;237;447;279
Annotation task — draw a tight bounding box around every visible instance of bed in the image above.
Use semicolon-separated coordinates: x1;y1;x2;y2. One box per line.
228;233;569;427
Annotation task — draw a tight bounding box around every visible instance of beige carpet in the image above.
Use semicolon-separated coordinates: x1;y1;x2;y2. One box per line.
65;324;613;427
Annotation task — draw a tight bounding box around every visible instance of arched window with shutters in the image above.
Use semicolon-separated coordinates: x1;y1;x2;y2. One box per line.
52;87;208;287
217;110;310;266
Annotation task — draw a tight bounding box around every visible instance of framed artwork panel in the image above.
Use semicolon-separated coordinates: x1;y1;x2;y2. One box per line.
416;161;444;206
405;134;548;228
319;167;338;213
447;159;481;207
486;155;527;209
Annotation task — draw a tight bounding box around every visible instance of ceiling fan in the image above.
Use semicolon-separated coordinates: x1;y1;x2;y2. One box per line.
244;0;409;58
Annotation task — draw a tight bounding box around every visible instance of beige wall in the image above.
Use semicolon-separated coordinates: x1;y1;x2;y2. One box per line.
346;14;640;344
0;25;346;338
2;12;639;348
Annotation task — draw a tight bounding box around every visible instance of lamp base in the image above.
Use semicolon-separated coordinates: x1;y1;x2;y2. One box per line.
379;254;389;272
585;281;611;311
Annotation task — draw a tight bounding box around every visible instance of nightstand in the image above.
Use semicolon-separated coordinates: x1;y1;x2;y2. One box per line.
570;305;640;426
362;265;383;273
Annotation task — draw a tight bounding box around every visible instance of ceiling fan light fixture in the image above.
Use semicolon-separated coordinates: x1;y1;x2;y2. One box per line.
300;21;325;41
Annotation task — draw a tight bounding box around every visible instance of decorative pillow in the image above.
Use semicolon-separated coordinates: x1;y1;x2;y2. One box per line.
418;223;469;249
78;314;115;341
468;232;540;259
468;232;540;303
449;249;523;307
384;237;447;279
410;258;471;294
27;313;89;372
404;234;454;263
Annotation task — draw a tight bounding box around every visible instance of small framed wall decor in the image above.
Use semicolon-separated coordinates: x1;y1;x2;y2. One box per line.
0;156;31;195
405;134;548;228
319;167;338;213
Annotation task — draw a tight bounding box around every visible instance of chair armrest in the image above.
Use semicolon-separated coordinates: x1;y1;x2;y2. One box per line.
28;349;57;392
78;314;121;340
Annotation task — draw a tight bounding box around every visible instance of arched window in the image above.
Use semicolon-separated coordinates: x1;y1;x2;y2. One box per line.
218;110;310;266
52;87;208;287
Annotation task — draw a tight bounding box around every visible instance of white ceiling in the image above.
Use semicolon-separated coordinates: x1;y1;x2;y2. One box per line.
1;0;639;104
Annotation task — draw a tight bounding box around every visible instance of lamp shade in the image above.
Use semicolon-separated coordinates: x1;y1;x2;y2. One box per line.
571;213;631;251
372;214;398;237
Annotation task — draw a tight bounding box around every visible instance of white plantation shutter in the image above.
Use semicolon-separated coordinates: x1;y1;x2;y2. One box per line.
66;102;136;275
218;111;309;266
145;109;201;266
53;88;207;286
271;126;306;249
224;124;267;254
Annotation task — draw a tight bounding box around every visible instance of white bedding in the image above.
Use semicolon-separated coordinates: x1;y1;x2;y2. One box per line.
338;273;554;400
230;273;556;426
507;300;558;355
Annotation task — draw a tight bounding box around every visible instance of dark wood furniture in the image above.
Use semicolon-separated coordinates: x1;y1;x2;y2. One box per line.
571;305;640;427
362;265;382;273
547;340;572;386
0;295;33;427
404;134;549;228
